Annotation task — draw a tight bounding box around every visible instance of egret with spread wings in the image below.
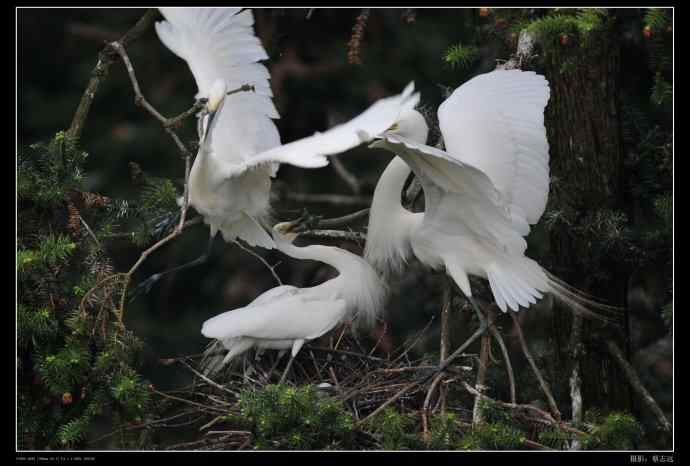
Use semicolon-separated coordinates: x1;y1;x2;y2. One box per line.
133;7;417;297
365;69;614;322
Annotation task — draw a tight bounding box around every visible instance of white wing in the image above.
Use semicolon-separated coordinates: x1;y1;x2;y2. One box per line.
211;82;421;179
438;70;550;226
371;134;528;254
156;8;281;169
371;135;550;312
249;285;299;306
201;293;348;341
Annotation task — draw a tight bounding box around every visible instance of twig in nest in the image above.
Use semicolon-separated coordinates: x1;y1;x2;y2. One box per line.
177;359;236;397
358;315;487;427
347;9;371;65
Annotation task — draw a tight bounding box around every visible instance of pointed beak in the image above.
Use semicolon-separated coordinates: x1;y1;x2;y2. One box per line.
274;219;301;236
198;97;226;145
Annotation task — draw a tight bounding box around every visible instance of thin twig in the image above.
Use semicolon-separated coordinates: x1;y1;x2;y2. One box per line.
358;319;487;426
178;359;236;396
330;156;361;194
510;312;561;421
316;208;370;229
110;41;193;157
232;240;283;286
78;215;102;249
368;322;388;357
488;318;516;405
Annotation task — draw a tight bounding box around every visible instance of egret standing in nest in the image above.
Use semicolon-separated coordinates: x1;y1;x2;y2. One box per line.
201;218;387;382
132;7;418;297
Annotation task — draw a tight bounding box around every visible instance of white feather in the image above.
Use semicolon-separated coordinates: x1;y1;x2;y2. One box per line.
366;70;615;318
214;82;420;179
438;69;551;226
200;229;388;374
156;8;419;249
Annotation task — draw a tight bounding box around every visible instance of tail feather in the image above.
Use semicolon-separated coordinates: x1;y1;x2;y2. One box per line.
485;258;620;323
200;337;254;376
544;270;622;324
221;212;275;249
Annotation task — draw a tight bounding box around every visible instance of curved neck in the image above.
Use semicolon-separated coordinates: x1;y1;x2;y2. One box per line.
364;156;417;273
274;241;352;274
372;156;411;211
275;236;387;327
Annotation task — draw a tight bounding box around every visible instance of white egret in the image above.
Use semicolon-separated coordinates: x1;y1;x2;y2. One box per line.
365;69;613;320
200;218;387;379
134;7;418;295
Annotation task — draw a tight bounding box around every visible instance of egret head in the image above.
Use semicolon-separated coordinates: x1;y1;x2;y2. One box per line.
272;220;300;243
387;108;429;145
207;79;228;113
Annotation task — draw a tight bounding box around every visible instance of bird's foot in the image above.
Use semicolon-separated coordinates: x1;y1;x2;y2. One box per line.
128;273;162;303
292;209;323;232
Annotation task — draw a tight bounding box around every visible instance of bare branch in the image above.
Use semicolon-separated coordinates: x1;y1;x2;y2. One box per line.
300;229;366;243
67;9;159;140
109;41;193;157
607;340;672;432
232;240;283;286
330;157;361;194
488;318;516;405
510;312;561;421
569;314;584;450
472;307;493;425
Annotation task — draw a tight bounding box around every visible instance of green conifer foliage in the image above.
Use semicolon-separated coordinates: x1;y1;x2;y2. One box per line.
18;132;155;449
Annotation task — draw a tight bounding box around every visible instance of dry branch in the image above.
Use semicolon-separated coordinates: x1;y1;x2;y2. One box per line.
510;311;561;421
67;9;159;140
606;340;672;432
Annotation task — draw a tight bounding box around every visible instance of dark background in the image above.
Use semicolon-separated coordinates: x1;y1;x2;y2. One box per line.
18;7;673;449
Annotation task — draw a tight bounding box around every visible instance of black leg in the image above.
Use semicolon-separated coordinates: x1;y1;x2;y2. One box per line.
129;235;215;302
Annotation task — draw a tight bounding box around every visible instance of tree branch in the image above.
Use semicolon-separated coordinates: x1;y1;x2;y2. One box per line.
300;229;366;243
606;340;672;432
510;311;561;421
67;9;159;140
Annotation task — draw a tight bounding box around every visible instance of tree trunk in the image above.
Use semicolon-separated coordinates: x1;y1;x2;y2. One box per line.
538;16;633;417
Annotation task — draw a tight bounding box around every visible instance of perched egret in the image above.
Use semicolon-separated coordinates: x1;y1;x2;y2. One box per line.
135;7;418;295
200;219;387;378
365;69;612;318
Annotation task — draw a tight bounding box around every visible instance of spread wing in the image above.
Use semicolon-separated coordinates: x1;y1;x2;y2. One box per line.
371;134;528;255
438;69;551;226
155;7;281;169
211;82;420;178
